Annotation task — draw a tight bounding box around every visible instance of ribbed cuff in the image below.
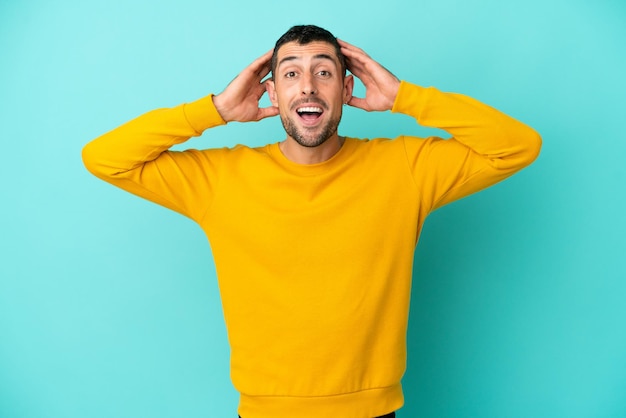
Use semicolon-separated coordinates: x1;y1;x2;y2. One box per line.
391;80;430;118
182;94;226;134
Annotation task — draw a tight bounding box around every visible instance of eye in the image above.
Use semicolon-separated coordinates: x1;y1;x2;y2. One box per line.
317;70;331;78
285;71;297;79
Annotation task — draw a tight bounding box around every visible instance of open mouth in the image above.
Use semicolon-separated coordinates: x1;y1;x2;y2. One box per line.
296;106;324;123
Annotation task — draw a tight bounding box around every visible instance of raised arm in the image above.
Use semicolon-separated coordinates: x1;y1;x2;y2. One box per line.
81;51;279;219
338;39;542;210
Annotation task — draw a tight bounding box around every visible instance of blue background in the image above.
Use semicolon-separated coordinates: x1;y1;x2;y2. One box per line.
1;0;625;417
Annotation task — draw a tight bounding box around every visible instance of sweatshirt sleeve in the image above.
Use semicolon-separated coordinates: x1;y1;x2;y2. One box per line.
82;94;227;221
392;81;542;211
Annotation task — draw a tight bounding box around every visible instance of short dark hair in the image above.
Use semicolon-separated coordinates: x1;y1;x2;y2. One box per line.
271;25;346;79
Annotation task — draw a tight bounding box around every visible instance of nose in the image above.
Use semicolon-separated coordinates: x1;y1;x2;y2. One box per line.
301;73;317;95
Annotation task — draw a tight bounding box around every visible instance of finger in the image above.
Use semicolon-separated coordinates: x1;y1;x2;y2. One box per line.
341;50;374;80
337;38;366;56
343;50;374;72
252;83;267;102
344;49;397;86
346;95;369;111
337;38;354;50
246;49;274;78
251;49;274;68
257;105;280;121
344;56;371;82
339;40;370;60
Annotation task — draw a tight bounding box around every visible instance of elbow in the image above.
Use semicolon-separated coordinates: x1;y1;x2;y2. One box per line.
506;124;541;170
520;127;542;167
81;140;110;179
81;141;98;176
492;125;542;173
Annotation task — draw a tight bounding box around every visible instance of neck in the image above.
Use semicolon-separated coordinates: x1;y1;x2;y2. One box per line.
279;134;345;164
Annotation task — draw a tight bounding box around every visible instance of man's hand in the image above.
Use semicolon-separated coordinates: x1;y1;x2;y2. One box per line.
338;39;401;112
213;50;279;123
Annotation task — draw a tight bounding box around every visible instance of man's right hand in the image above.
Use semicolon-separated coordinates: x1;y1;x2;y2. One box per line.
212;50;279;123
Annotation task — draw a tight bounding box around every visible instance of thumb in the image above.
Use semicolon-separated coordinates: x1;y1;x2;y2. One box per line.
347;96;368;111
257;105;280;121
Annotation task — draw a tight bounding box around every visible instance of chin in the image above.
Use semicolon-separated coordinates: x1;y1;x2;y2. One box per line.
292;135;330;148
282;115;340;149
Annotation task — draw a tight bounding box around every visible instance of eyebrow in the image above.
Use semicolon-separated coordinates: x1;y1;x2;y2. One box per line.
278;53;336;67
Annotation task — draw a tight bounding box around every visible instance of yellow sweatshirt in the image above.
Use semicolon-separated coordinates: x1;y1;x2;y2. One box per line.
83;81;541;418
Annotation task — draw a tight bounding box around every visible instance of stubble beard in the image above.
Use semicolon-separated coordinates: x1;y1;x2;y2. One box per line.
280;111;341;148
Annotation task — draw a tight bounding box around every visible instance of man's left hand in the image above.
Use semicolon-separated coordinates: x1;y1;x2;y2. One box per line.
338;39;401;112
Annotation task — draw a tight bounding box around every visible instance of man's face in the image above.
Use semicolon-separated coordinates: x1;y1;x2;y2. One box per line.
267;41;353;148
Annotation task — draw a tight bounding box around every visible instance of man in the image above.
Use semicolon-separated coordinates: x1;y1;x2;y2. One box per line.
83;25;541;418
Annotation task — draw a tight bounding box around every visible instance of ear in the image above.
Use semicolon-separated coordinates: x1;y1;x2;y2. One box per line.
343;74;354;104
266;79;278;106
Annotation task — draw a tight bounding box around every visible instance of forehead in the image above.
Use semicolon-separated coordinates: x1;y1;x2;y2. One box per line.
276;41;340;66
